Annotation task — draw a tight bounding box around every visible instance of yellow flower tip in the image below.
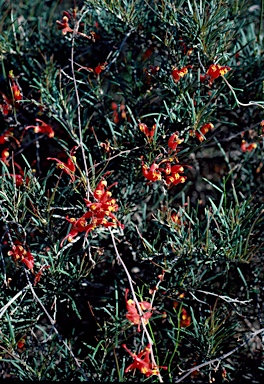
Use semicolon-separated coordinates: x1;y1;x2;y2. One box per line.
68;217;76;223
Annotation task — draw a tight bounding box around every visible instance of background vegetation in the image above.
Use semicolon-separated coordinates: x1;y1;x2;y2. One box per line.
0;0;263;382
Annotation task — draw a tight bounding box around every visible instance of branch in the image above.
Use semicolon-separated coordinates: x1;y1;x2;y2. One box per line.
175;327;264;382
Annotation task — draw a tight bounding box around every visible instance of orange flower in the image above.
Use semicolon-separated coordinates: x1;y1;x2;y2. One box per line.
47;147;77;182
56;15;73;35
11;84;22;102
8;243;34;270
17;336;26;350
94;62;108;76
241;140;257;152
125;289;152;332
180;308;191;327
168;132;184;151
60;178;123;246
0;148;10;165
165;164;187;187
172;65;192;83
142;159;162;182
123;343;167;377
34;265;50;286
25;118;55;138
206;64;231;85
195;122;214;142
138;123;156;139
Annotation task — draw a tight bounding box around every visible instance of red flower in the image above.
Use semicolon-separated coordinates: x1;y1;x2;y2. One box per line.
180;308;191;327
7;162;30;187
172;65;192;83
60;214;95;246
163;164;187;187
142;159;162;182
0;148;10;165
94;62;107;76
123;343;167;377
25;118;55;138
138;123;156;139
125;289;152;332
47;147;77;182
195;122;214;142
56;15;73;35
168;132;184;151
34;265;50;286
0;78;22;114
17;336;26;350
11;84;22;102
8;243;34;270
111;102;127;124
206;64;231;85
0;129;13;144
78;62;108;77
241;140;257;152
0;128;20;145
60;178;124;246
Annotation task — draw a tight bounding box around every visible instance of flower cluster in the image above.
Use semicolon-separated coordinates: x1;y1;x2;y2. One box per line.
141;131;189;188
122;343;167;377
61;178;124;246
8;243;34;270
125;289;153;332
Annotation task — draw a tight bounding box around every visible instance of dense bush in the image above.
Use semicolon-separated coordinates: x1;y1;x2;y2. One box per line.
0;0;263;382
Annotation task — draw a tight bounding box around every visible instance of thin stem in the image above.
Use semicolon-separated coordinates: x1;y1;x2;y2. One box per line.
175;327;264;382
70;9;93;200
222;76;264;109
25;270;89;381
108;228;164;383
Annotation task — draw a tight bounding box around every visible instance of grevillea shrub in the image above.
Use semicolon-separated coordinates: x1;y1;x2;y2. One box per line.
0;0;263;382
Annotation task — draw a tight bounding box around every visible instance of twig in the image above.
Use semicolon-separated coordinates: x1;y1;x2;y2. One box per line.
222;76;264;109
195;289;253;305
0;285;30;319
175;327;264;382
108;228;164;383
70;8;93;200
25;270;89;381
